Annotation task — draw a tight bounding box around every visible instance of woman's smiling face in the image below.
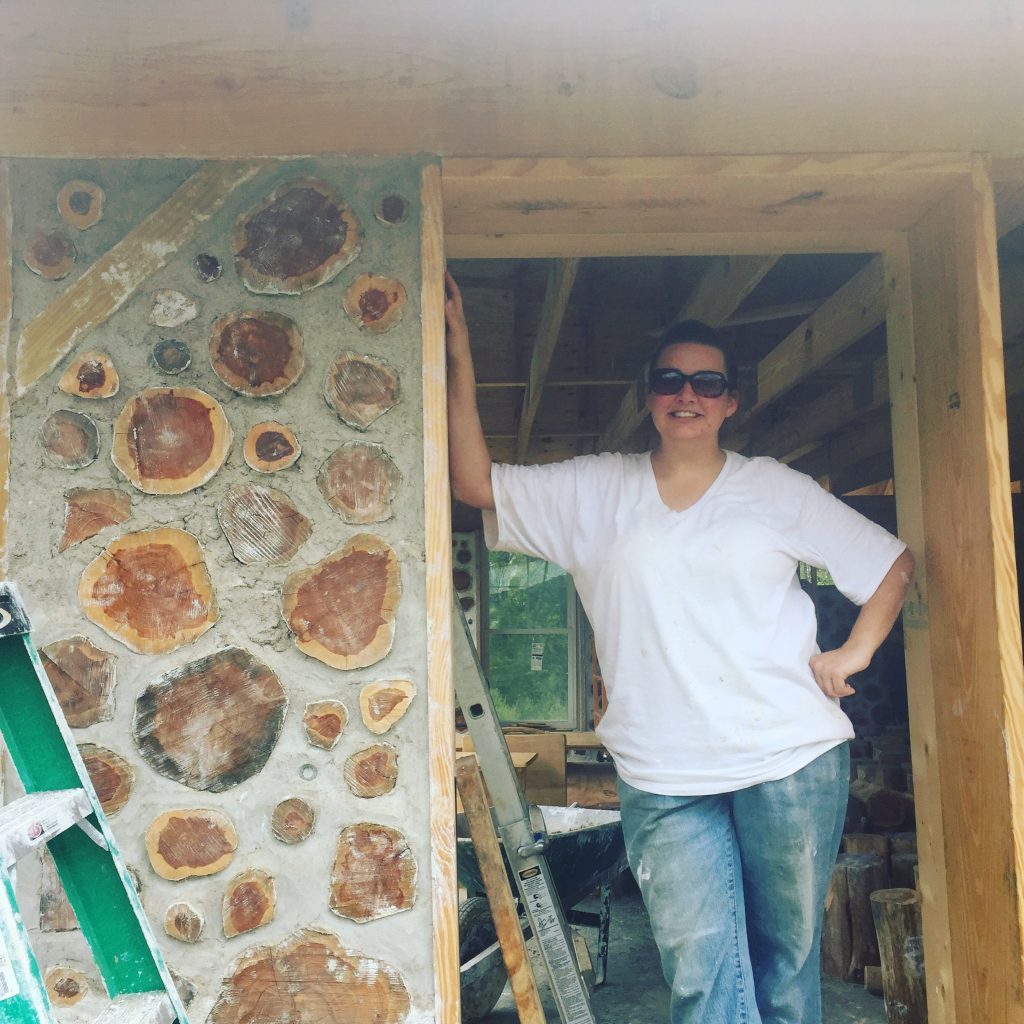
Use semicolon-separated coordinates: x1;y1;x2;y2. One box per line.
646;342;739;442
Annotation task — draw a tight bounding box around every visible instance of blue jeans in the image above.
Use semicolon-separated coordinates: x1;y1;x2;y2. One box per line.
617;743;849;1024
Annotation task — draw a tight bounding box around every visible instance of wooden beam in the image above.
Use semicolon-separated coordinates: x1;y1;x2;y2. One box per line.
745;355;889;462
737;258;887;426
723;300;819;327
13;160;262;396
420;162;459;1024
599;255;777;451
0;163;10;576
514;258;580;462
894;159;1024;1022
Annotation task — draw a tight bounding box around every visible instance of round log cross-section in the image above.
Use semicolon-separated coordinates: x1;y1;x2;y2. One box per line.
41;410;99;470
317;442;401;524
243;422;300;473
210;311;304;397
359;680;416;735
233;178;362;295
207;928;410;1024
323;352;400;431
40;635;116;728
194;253;222;282
281;534;401;670
58;352;119;399
146;808;238;881
303;700;348;750
271;798;315;844
149;289;198;328
217;482;312;566
374;193;410;226
45;966;90;1007
57;180;105;230
329;823;416;923
112;387;232;494
344;744;398;798
25;230;76;279
342;273;407;333
165;902;204;943
223;869;276;938
152;339;192;375
59;487;132;552
78;743;134;816
79;528;217;655
133;647;287;792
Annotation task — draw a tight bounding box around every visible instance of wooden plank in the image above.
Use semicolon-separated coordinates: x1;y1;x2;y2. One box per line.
741;258;887;423
515;258;580;462
0;161;10;576
1;2;1023;160
744;355;889;461
13;160;262;396
446;229;903;260
421;161;459;1024
884;238;955;1024
599;255;777;451
455;756;547;1024
900;159;1024;1021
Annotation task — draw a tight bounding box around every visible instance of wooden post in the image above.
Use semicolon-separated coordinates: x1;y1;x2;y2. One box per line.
455;756;547;1024
889;156;1024;1021
871;888;927;1024
421;161;460;1024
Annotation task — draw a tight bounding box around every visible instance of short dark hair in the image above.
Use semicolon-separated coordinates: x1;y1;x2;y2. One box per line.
648;320;738;389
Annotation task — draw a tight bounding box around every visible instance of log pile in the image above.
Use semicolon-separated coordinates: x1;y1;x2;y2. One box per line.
822;730;925;1023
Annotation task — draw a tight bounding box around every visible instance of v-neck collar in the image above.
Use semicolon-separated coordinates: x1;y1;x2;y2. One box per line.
646;449;736;513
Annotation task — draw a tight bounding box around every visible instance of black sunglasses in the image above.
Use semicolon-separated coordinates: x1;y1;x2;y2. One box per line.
648;368;732;398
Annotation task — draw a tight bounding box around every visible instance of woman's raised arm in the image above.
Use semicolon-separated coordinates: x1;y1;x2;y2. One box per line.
445;271;495;509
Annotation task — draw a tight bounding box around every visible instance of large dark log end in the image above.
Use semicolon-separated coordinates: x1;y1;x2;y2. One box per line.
133;647;287;792
210;311;304;397
79;528;217;654
281;534;401;670
208;928;410;1024
323;352;400;431
329;823;416;922
233;179;362;295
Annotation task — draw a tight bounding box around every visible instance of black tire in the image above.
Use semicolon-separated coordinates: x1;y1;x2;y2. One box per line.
459;896;508;1021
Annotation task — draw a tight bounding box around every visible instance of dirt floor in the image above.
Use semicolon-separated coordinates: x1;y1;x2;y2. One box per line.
475;884;885;1024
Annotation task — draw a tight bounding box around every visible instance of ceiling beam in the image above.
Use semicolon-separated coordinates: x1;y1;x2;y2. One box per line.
514;257;580;463
598;254;778;451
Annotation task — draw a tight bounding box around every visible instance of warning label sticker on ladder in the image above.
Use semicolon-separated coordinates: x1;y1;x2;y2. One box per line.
0;933;20;1001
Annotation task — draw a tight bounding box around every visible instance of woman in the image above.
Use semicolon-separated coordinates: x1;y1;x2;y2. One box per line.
444;271;913;1024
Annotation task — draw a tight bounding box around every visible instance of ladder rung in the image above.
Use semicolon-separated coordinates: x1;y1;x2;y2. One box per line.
0;788;93;869
93;992;175;1024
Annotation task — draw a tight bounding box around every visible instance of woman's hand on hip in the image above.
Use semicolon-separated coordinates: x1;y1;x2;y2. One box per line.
809;643;872;699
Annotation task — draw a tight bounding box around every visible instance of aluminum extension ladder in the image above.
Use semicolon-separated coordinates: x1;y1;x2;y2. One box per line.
453;601;599;1024
0;583;187;1024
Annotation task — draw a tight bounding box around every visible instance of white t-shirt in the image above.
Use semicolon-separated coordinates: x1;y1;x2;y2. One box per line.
483;450;907;795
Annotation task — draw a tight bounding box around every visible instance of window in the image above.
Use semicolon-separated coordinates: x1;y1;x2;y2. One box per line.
484;551;578;727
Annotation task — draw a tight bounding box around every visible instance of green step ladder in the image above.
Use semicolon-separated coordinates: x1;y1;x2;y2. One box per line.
0;583;188;1024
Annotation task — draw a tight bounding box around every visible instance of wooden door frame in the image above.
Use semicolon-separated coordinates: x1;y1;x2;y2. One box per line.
426;152;1024;1023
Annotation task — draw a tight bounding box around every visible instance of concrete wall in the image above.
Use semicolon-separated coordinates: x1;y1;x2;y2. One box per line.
7;157;434;1022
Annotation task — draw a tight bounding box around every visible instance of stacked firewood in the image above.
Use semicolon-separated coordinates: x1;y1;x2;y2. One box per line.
822;731;927;1024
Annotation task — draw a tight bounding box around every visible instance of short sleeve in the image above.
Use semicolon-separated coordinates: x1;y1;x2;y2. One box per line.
786;472;907;606
482;460;581;571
